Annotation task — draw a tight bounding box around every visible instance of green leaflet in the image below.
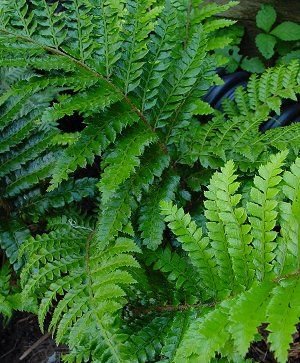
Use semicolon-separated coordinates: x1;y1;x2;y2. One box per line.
229;280;274;356
174;301;234;362
161;200;219;298
139;174;179;250
210;161;254;290
247;151;288;281
267;276;300;363
98;124;157;204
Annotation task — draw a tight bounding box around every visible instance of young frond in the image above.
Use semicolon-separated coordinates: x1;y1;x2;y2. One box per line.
20;222;140;362
247;150;288;281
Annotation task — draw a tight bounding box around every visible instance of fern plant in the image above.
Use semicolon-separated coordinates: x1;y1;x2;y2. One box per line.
177;61;300;172
1;0;300;256
0;0;244;258
1;0;300;362
159;151;300;363
20;151;300;362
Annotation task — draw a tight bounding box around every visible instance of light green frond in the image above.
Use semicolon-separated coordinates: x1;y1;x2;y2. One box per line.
267;276;300;363
174;301;233;363
211;160;254;290
276;157;300;274
20;222;140;361
204;171;236;294
229;280;274;356
247;151;288;280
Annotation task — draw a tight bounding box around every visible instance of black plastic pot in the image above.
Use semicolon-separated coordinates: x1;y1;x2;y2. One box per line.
204;71;300;131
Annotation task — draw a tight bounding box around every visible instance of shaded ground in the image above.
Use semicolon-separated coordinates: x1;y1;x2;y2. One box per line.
0;313;299;362
0;313;67;363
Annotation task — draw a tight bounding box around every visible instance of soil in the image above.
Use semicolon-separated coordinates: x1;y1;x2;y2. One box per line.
0;313;299;363
0;313;67;363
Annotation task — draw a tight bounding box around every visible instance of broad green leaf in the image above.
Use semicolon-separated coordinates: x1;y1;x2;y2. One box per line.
241;57;265;74
256;4;277;33
271;21;300;41
255;33;276;59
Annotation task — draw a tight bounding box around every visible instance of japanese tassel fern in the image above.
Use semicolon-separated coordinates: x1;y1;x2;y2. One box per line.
20;151;300;362
160;151;300;363
1;0;300;362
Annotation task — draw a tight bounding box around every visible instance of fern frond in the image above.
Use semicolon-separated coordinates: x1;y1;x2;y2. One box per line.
209;161;254;290
92;0;126;76
20;177;97;220
145;246;202;300
63;0;94;61
139;174;179;250
247;151;288;280
96;187;133;247
195;1;239;22
126;315;172;363
0;221;30;270
0;130;57;178
4;151;59;197
98;124;157;204
229;280;274;356
267;276;300;363
204;169;236;294
276;157;300;274
7;0;37;37
161;200;219;299
160;310;194;362
49;104;139;190
20;223;140;361
32;0;67;48
175;301;234;362
118;0;162;94
138;0;178;112
153;26;207;128
97;145;170;245
42;83;121;124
